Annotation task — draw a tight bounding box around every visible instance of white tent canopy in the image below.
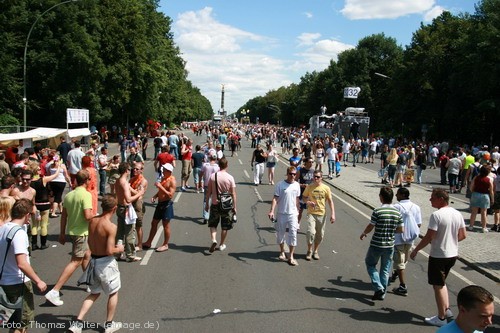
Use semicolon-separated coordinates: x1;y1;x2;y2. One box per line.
0;127;90;147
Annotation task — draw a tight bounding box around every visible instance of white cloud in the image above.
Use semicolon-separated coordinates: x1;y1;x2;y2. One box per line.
173;7;291;114
423;5;445;22
341;0;436;20
303;12;313;19
293;38;355;72
297;32;322;46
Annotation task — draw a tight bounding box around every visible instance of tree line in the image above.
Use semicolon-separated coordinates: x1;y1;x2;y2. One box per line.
0;0;213;130
236;0;499;145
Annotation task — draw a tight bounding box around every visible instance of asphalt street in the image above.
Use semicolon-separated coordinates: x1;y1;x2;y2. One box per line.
26;134;499;333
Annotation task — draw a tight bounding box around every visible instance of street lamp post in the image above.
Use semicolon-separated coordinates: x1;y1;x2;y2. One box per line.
23;0;79;131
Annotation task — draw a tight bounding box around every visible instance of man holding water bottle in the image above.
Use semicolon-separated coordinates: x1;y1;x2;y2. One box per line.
302;170;336;261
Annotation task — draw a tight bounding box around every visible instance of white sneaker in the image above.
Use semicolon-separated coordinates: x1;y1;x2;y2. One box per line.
45;289;63;306
219;244;227;251
104;321;123;333
68;321;83;333
424;315;447;327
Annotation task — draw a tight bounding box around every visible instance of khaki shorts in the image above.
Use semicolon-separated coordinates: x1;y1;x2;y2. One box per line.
70;235;89;258
393;243;412;270
2;281;34;328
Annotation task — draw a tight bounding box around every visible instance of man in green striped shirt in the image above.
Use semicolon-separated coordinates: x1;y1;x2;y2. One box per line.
360;187;404;300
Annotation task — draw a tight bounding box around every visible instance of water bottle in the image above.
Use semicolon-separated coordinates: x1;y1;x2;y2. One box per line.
232;214;238;223
35;210;41;221
117;239;123;246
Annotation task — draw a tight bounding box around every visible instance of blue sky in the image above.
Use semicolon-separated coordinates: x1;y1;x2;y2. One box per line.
158;0;477;115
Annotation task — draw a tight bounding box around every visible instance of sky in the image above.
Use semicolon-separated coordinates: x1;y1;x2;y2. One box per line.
158;0;478;116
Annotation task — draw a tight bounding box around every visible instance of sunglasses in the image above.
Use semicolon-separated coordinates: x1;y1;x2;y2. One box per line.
22;178;32;182
132;168;143;170
314;176;321;179
288;173;296;176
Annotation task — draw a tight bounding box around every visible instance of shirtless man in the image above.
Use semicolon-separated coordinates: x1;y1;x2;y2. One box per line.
17;169;37;213
142;163;176;252
115;162;144;262
129;161;148;251
68;194;124;333
1;174;21;203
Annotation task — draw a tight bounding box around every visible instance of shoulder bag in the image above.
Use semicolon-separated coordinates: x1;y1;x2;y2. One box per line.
0;226;24;323
215;172;234;211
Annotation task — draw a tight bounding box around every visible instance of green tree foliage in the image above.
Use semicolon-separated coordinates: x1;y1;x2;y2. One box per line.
241;1;497;144
0;0;212;129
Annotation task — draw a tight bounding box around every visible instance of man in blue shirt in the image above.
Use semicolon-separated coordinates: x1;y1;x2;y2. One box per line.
437;285;494;333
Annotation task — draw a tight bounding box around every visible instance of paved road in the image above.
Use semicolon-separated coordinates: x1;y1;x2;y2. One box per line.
26;134;499;333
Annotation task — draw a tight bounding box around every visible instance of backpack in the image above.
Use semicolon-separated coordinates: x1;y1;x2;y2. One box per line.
397;153;407;165
400;204;419;242
470;163;481;181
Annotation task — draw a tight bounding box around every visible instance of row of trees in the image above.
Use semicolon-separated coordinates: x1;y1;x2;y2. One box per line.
0;0;213;129
236;0;499;144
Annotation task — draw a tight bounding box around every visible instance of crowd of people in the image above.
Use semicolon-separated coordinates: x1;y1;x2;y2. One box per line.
0;120;497;332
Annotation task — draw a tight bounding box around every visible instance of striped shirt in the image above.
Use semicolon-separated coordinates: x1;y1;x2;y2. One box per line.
369;205;403;248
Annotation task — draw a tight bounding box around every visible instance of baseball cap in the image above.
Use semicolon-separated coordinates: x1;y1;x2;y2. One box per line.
162;163;173;172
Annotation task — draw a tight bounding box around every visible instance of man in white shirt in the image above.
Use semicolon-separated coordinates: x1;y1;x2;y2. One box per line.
390;188;422;296
410;189;466;327
0;199;47;331
66;142;85;188
326;141;338;179
268;166;301;266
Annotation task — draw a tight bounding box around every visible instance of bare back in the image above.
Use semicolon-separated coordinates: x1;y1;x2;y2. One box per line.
88;213;117;257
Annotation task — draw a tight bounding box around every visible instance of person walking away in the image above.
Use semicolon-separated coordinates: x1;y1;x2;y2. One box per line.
191;145;206;193
415;146;427;184
66;142;85;189
410;188;466;327
68;194;125;333
491;167;500;232
302;170;335;261
266;144;277;185
142;163;176;252
205;158;237;253
390;187;422;296
446;153;462;193
45;170;93;306
468;165;494;233
268;167;301;266
140;135;148;160
0;199;47;332
200;154;220;224
360;187;403;301
386;148;398;188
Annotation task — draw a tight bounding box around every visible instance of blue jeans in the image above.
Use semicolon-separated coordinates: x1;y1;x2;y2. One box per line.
170;146;178;159
416;165;423;184
328;159;335;175
98;169;107;195
365;246;394;292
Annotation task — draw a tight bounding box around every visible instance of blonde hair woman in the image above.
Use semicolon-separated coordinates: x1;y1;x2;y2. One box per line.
386;148;399;187
0;196;15;226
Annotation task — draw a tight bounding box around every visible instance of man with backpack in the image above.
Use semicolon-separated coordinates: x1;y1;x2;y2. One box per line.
390;188;422;296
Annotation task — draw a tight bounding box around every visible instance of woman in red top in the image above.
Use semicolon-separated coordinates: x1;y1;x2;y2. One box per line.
468;165;494;233
180;138;193;191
